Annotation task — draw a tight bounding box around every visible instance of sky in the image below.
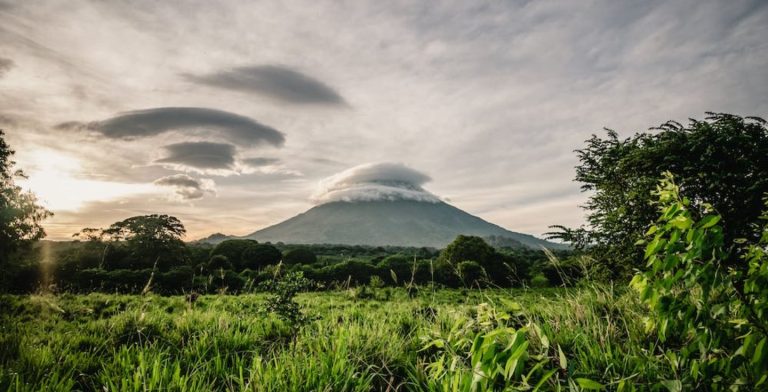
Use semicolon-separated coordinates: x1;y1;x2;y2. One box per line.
1;0;766;241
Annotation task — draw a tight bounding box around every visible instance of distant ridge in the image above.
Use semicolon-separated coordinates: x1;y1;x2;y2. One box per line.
194;232;231;245
238;199;567;249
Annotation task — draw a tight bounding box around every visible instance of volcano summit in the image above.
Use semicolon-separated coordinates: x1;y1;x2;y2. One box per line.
241;163;565;249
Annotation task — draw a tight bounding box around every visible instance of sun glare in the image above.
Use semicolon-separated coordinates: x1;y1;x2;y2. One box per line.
18;149;157;211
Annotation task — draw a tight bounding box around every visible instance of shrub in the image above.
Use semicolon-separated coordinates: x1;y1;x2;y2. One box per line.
210;269;246;293
209;239;257;269
457;260;485;287
631;172;768;389
259;270;315;332
207;255;232;271
241;243;282;270
156;266;194;294
376;254;414;284
283;248;317;265
439;235;497;266
321;260;377;285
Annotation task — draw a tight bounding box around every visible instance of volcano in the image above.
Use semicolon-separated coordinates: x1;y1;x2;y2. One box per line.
243;199;565;249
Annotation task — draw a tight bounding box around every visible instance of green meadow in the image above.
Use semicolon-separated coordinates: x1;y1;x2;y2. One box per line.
1;286;666;391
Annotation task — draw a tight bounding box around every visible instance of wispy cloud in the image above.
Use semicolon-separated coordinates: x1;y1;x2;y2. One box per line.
56;107;285;147
156;141;237;171
0;57;13;77
242;157;280;167
185;65;346;105
154;174;216;200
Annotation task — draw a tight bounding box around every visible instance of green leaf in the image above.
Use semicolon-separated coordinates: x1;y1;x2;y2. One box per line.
532;368;557;391
558;344;567;370
669;215;692;230
698;215;721;229
660;379;682;392
752;337;766;366
575;378;603;390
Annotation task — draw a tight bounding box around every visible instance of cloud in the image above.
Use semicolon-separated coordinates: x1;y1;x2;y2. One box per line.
154;174;215;200
0;57;13;77
311;162;441;204
156;141;236;170
56;107;285;147
184;65;345;105
242;157;280;167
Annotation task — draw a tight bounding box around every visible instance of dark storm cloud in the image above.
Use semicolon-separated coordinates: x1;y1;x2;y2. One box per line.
156;141;237;170
56;107;285;147
154;174;215;200
184;65;345;105
242;157;280;167
0;57;13;77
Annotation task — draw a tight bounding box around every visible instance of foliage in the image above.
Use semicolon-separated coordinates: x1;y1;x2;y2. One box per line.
420;300;610;391
208;239;257;269
241;243;282;270
439;235;497;266
260;269;316;330
3;236;560;293
76;215;188;270
551;113;768;279
282;247;317;265
319;259;379;285
0;130;52;284
438;235;537;287
630;173;768;389
207;254;232;271
456;260;485;287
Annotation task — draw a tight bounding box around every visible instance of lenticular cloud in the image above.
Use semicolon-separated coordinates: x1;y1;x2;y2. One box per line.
311;162;441;204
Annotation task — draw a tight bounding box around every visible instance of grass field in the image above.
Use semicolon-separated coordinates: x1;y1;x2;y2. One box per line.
0;287;674;391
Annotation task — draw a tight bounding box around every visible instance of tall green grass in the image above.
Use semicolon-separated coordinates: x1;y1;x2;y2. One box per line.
0;287;673;391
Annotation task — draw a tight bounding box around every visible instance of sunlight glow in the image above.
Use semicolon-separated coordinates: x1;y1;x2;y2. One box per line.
18;149;158;211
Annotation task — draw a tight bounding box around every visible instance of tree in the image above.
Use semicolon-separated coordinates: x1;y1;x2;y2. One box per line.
77;214;187;270
282;247;317;265
0;130;52;284
208;254;232;270
241;243;282;270
439;235;497;266
457;260;485;287
549;113;768;279
259;270;316;336
209;239;257;269
438;235;525;285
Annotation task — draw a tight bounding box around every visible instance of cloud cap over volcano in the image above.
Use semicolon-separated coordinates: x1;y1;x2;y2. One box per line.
312;162;440;204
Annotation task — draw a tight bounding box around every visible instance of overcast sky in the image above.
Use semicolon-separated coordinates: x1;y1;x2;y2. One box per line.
1;0;766;240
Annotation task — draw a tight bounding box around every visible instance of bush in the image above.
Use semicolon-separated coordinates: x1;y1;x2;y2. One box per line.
259;271;315;332
457;260;485;287
283;248;317;265
156;266;194;294
209;239;257;269
439;235;497;266
631;173;768;389
207;255;232;271
541;257;584;287
241;243;282;270
377;254;414;284
210;269;246;293
320;260;377;285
